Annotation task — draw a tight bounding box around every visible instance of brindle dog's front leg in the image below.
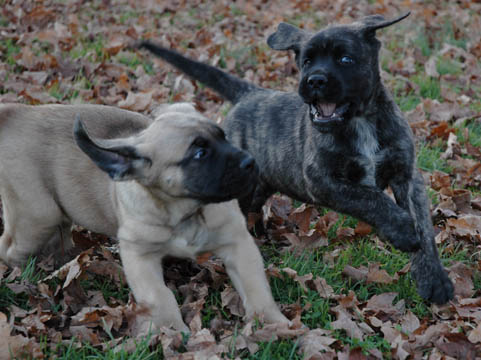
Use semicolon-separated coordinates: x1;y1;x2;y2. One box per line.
390;170;454;304
305;166;420;252
119;241;190;333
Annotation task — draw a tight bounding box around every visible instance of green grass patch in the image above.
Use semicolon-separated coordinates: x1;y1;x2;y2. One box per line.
416;143;452;173
202;288;230;327
80;274;130;304
335;332;391;356
118;10;140;25
266;237;428;319
0;257;43;313
412;75;442;101
390;78;421;112
69;35;107;62
466;121;481;147
413;32;432;57
248;339;301;360
46;334;163;359
436;57;462;76
0;38;21;68
116;51;142;69
442;22;467;50
397;93;421;112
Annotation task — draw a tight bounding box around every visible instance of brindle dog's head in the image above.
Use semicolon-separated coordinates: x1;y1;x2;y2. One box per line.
74;103;257;203
267;13;410;132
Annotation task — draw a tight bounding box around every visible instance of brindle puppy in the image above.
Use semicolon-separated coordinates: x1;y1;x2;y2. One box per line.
140;13;454;304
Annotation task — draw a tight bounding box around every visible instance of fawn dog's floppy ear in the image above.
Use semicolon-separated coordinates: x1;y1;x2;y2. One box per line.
74;115;152;181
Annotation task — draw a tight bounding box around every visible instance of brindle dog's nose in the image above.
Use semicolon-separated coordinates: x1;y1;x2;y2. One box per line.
307;74;328;89
239;155;255;171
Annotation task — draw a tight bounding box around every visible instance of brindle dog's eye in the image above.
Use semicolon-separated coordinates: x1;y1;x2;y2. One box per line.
193;148;207;160
339;56;354;65
303;58;311;67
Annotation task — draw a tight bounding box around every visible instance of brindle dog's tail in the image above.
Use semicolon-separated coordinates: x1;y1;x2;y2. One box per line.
140;41;257;104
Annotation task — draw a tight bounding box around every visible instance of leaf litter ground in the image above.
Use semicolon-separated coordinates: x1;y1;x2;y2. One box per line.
1;0;481;358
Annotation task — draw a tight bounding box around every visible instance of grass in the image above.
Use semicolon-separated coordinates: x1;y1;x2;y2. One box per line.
80;275;130;304
0;257;43;313
436;57;463;76
416;143;452;173
46;334;164;359
248;339;301;360
1;0;480;358
465;121;481;147
412;75;442;101
0;38;21;68
69;35;107;62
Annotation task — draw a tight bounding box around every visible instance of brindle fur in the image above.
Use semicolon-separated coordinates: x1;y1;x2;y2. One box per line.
140;13;453;304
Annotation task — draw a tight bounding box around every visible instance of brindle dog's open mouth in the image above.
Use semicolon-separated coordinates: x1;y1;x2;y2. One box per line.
309;101;350;126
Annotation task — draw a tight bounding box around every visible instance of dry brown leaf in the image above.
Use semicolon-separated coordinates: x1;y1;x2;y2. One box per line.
363;292;404;322
220;286;245;317
435;333;476;360
0;312;43;360
468;322;481;344
430;170;452;190
309;277;335;299
298;328;337;359
354;222;372;236
336;226;355;239
400;310;420;334
69;325;101;345
288;203;315;233
446;215;481;242
449;261;475;298
249;322;308;343
425;56;440;77
405;323;450;351
441;132;462;159
366;263;394;285
331;306;365;340
42;248;92;288
381;324;411;360
71;305;123;332
118;91;153;112
342;265;368;282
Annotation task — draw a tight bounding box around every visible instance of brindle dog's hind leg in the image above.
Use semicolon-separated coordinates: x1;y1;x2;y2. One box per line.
391;170;454;304
239;180;274;217
238;181;274;237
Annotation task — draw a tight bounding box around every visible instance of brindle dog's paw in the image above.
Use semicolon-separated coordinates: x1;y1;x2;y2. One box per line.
385;214;421;253
394;234;421;253
416;264;454;304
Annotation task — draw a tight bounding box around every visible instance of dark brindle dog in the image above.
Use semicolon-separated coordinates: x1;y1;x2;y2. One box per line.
140;13;454;304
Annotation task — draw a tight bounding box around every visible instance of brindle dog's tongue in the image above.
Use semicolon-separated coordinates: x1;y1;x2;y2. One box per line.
317;102;336;118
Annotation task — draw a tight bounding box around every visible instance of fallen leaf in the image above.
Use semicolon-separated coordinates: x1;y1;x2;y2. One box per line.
366;263;394;284
298;328;337;358
118;91;153;112
221;286;245;317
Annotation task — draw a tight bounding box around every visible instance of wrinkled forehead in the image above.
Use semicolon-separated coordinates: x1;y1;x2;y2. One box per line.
152;102;198;119
146;113;225;145
304;26;365;54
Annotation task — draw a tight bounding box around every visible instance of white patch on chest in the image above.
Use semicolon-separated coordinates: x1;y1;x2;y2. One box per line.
350;117;380;186
351;117;379;159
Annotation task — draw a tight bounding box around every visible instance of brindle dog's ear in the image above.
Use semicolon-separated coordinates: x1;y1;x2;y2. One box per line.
360;12;410;38
267;22;311;56
74;115;152;181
